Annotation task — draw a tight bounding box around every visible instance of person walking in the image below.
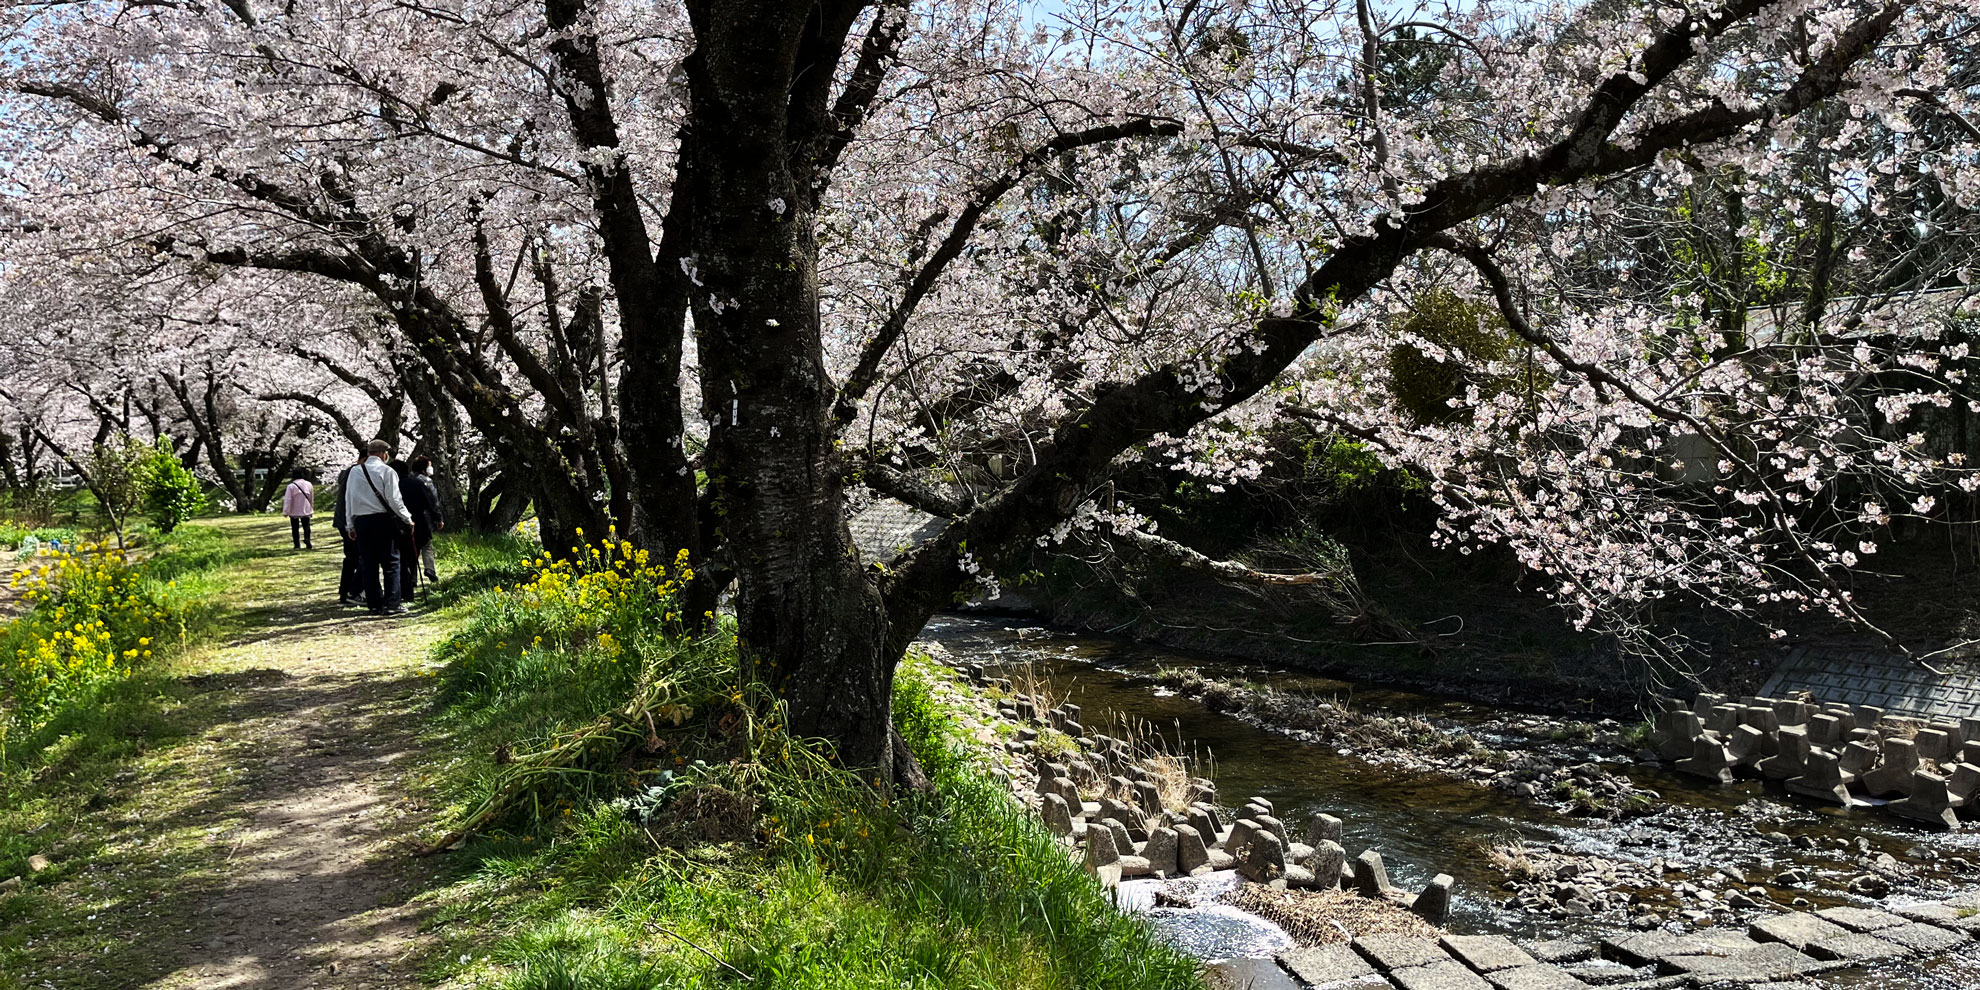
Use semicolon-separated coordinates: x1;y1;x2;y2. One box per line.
409;455;444;584
331;448;366;605
390;458;427;598
281;469;315;550
343;439;415;616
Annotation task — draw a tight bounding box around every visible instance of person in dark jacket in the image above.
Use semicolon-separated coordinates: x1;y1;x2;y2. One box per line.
331;447;367;605
390;459;429;598
408;455;444;583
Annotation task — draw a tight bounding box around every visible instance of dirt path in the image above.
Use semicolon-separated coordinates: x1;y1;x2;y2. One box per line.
16;516;460;990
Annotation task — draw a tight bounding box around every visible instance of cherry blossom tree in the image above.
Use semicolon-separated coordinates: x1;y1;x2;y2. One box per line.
3;0;1975;782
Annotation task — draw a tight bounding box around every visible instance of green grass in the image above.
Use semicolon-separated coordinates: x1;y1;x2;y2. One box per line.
415;565;1202;990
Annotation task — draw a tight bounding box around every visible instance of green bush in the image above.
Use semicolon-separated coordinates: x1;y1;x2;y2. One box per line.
1386;289;1517;424
139;442;205;534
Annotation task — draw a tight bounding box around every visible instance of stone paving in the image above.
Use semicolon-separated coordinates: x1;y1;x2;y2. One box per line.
1203;894;1980;989
1760;646;1980;721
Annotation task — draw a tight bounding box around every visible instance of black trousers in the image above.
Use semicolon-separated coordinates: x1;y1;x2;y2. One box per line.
289;515;313;548
353;513;403;610
338;531;363;601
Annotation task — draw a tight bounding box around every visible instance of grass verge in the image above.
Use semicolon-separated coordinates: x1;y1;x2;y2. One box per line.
413;543;1201;990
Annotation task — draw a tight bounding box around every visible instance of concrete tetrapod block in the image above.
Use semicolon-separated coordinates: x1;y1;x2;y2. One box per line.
1914;728;1954;763
1187;805;1220;840
1279;945;1385;988
1353;848;1394;899
1141;826;1180;877
1084;820;1120;869
1773;699;1811;727
1132;780;1164;816
1305;812;1343;846
1238;830;1287;884
1676;732;1738;784
1202;957;1302;990
1692;692;1727;717
1806;713;1843;747
1727;724;1770;767
1040;793;1076;837
1887;770;1962;829
1651;711;1704;761
1707;704;1743;735
1756;726;1810;780
1172;823;1213;875
1859;738;1921;797
1840;739;1881;774
1355;935;1451;971
1307;838;1347;885
1440;935;1538;973
1412;874;1455;924
1254;814;1290;848
1856;704;1888;727
1246;795;1275;815
1483;965;1592;990
1946;762;1980;805
1227;819;1260;860
1784;749;1854;805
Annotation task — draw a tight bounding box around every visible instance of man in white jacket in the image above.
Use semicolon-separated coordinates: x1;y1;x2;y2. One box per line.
342;439;415;615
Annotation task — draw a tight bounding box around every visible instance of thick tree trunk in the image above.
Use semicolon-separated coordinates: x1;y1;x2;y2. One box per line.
677;0;899;777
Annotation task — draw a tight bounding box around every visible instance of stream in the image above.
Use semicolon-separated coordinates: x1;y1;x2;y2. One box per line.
919;614;1980;987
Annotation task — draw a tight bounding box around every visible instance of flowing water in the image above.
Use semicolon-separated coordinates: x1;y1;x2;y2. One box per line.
919;614;1980;985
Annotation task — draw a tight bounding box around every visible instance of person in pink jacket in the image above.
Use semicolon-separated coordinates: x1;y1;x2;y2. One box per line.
282;469;316;550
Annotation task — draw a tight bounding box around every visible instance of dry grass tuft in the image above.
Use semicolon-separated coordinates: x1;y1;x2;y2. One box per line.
1225;883;1440;945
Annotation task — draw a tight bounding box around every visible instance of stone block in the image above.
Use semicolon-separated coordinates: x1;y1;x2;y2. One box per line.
1187;805;1220;840
1804;931;1913;963
1280;945;1382;987
1839;739;1881;773
1132;780;1164;816
1485;965;1592;990
1227;819;1260;859
1412;874;1454;924
1307;838;1347;884
1246;795;1275;815
1084;821;1119;869
1187;777;1216;804
1237;830;1286;884
1600;931;1748;967
1692;692;1726;716
1353;848;1394;899
1441;935;1538;973
1871;921;1970;953
1203;957;1301;990
1305;812;1343;846
1814;905;1907;932
1141;827;1179;877
1355;934;1452;971
1394;961;1491;990
1748;912;1851;953
1254;814;1290;847
1561;960;1639;985
1659;942;1829;982
1707;703;1742;734
1173;823;1213;875
1728;724;1770;766
1892;900;1980;932
1040;793;1075;837
1773;700;1810;727
1524;940;1595;965
1946;762;1980;802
